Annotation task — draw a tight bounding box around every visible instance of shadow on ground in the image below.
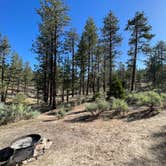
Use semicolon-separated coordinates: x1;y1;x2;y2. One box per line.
126;109;159;122
64;108;160;123
125;125;166;166
64;114;98;123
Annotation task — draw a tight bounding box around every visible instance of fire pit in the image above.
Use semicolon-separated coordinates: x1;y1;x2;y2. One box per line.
10;134;41;149
0;147;14;166
0;134;41;166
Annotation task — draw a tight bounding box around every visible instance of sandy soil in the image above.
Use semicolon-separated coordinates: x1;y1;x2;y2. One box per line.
0;105;166;166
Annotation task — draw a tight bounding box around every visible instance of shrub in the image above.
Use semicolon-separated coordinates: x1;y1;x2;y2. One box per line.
112;98;129;116
85;99;110;117
126;91;163;111
85;103;98;116
96;99;110;113
57;107;67;119
160;93;166;108
92;92;105;101
107;77;125;99
56;104;72;119
141;91;162;111
0;103;39;125
126;92;150;106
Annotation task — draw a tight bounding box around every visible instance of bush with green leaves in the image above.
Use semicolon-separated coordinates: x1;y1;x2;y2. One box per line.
112;98;129;116
56;104;72;119
140;91;162;111
96;99;110;112
160;93;166;108
85;99;110;116
57;107;67;119
107;77;125;99
92;92;105;101
0;103;40;125
126;92;145;105
127;91;163;110
85;102;98;116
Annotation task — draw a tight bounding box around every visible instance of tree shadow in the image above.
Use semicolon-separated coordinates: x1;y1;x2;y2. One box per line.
150;125;166;164
31;104;51;113
64;114;97;123
124;157;158;166
42;119;57;123
125;125;166;166
126;109;159;122
67;110;87;116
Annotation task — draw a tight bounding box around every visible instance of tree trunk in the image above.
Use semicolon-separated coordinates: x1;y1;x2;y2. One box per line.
1;55;5;102
86;43;91;96
109;35;113;94
131;28;138;92
52;30;57;109
71;39;75;97
103;55;106;93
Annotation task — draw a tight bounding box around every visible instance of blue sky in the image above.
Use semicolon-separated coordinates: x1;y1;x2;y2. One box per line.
0;0;166;69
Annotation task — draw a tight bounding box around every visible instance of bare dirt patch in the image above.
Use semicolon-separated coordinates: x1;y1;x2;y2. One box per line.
0;105;166;166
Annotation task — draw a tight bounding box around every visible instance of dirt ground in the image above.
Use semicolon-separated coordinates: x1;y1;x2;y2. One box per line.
0;105;166;166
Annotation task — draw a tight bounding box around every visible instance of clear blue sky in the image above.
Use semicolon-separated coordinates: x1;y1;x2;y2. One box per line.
0;0;166;69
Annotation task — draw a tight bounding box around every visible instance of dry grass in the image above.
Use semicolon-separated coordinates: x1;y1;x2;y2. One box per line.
0;105;166;166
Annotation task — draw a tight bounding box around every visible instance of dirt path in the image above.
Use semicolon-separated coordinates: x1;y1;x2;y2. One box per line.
0;105;166;166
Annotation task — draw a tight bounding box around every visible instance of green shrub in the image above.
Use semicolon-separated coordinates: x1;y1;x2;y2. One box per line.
141;91;162;111
0;103;40;125
85;103;98;116
96;99;110;112
85;99;110;116
56;104;72;119
57;107;66;119
107;77;125;99
112;98;129;116
160;93;166;108
126;92;144;105
92;92;105;101
127;91;163;111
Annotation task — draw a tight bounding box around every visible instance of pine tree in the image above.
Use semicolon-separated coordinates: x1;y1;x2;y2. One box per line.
102;11;122;96
64;28;79;97
0;34;10;102
36;0;70;108
125;12;154;91
83;17;98;95
23;62;33;94
76;34;87;95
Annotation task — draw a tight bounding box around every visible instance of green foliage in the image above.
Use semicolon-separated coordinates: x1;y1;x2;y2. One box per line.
160;93;166;108
126;92;145;105
0;103;40;125
141;91;162;110
107;77;125;99
57;107;67;119
127;91;163;111
85;103;98;116
112;98;129;116
96;99;110;112
57;104;72;119
85;99;110;116
92;92;105;101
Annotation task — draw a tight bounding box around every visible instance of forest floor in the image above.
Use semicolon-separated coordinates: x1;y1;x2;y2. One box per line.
0;105;166;166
